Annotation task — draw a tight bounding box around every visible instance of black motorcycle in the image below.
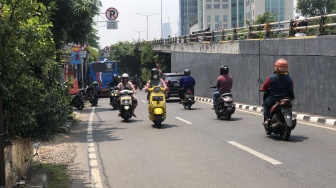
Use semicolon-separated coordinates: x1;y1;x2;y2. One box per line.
258;78;297;141
88;87;99;106
70;93;84;110
109;86;119;109
211;86;235;120
79;88;88;102
181;89;195;110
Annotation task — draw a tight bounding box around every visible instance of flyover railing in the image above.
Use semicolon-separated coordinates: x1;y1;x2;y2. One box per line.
151;13;336;45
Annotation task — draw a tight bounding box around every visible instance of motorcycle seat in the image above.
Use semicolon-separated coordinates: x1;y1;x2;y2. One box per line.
221;93;233;97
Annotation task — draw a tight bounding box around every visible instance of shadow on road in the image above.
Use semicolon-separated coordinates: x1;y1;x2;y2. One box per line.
68;165;92;188
268;135;309;143
151;123;179;129
92;127;124;143
215;117;242;121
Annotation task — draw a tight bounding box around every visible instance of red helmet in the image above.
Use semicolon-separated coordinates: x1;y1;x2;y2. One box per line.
274;59;288;73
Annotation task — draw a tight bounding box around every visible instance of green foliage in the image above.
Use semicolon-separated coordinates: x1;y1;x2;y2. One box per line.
0;0;71;142
88;46;99;62
88;28;100;49
251;12;276;39
140;42;156;80
33;163;70;188
111;41;141;76
37;0;101;49
296;0;336;16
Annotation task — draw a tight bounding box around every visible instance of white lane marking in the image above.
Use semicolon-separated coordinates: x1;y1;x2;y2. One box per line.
175;117;193;125
228;141;282;165
88;107;103;188
297;120;336;131
141;100;147;103
198;100;336;131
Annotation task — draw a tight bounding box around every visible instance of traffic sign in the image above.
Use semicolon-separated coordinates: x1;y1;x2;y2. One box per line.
105;7;118;21
107;21;118;29
104;46;111;53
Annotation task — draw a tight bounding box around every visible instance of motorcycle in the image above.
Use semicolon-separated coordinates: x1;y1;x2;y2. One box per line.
139;81;144;90
70;93;85;110
181;89;195;110
88;87;99;106
109;86;119;109
211;86;235;120
148;87;166;128
118;89;133;122
79;88;88;102
258;78;297;141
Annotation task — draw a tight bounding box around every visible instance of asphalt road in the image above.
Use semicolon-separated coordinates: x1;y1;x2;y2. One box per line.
74;90;336;188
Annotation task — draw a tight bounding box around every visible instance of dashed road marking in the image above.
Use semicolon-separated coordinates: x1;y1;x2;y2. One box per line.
141;100;147;103
228;141;282;165
88;107;103;188
175;117;193;125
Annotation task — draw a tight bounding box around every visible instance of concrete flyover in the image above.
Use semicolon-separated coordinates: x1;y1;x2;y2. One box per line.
152;36;336;118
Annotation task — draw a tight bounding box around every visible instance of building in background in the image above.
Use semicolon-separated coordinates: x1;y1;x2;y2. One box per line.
179;0;198;35
162;23;171;38
245;0;294;27
196;0;293;31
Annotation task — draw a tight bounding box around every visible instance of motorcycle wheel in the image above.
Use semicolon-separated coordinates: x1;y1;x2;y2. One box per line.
280;125;291;141
264;126;272;135
187;102;192;110
226;115;231;120
155;115;163;129
77;102;84;110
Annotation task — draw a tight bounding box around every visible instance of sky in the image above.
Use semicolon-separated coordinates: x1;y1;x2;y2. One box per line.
97;0;299;48
97;0;179;48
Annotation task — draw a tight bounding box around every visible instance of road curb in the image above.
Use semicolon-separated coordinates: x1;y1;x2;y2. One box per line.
194;96;336;126
26;168;48;188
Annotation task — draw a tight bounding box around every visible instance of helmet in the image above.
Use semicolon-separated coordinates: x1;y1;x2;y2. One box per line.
151;68;159;78
113;74;118;81
274;59;288;73
92;81;98;86
184;69;191;76
121;73;129;79
220;65;229;75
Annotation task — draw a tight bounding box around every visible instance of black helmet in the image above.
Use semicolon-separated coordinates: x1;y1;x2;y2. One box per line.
151;68;159;77
220;65;229;75
184;69;191;76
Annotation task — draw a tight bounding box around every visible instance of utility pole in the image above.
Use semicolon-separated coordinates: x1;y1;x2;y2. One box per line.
133;30;145;41
136;13;159;41
161;0;163;39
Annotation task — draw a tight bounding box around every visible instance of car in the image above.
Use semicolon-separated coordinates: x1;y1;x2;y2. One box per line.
162;72;185;99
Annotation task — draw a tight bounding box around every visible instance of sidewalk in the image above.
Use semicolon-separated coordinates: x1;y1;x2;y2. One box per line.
195;96;336;126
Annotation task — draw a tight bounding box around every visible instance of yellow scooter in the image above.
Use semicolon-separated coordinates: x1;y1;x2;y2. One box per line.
148;87;166;128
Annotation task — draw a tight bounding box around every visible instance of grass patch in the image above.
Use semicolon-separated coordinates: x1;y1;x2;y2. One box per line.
33;163;70;188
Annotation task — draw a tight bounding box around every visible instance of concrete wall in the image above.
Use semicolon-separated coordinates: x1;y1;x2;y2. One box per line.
5;139;33;187
166;36;336;117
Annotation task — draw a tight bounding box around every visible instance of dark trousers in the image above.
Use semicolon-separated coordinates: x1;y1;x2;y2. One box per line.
263;96;281;118
179;88;194;99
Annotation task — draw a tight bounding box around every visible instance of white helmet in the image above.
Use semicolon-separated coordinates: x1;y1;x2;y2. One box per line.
121;73;129;79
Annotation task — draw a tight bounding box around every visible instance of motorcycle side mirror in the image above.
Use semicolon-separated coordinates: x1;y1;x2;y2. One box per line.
258;78;264;84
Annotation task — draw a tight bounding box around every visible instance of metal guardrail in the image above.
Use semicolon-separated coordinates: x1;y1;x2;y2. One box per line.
151;13;336;45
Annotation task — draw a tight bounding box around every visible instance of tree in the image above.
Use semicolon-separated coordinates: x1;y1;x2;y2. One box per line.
0;0;71;142
252;12;276;39
88;46;99;62
37;0;101;49
296;0;336;16
111;41;141;76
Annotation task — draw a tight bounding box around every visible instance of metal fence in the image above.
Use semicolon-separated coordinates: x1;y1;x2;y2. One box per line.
151;13;336;45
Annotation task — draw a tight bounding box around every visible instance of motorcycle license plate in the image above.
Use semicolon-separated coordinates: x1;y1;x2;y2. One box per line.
173;83;179;87
186;95;193;98
227;107;233;111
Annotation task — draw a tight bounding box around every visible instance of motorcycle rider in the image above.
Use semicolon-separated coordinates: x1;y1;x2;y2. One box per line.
178;69;196;104
144;68;167;90
213;65;232;110
260;58;295;125
109;74;119;87
144;68;168;99
87;81;100;97
117;73;138;117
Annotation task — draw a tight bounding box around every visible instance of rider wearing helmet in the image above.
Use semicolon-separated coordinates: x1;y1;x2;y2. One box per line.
260;58;295;125
117;73;138;117
109;74;119;87
144;68;168;100
178;69;196;103
144;68;167;90
213;65;233;109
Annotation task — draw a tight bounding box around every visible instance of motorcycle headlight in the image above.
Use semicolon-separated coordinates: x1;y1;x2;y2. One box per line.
122;100;130;104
